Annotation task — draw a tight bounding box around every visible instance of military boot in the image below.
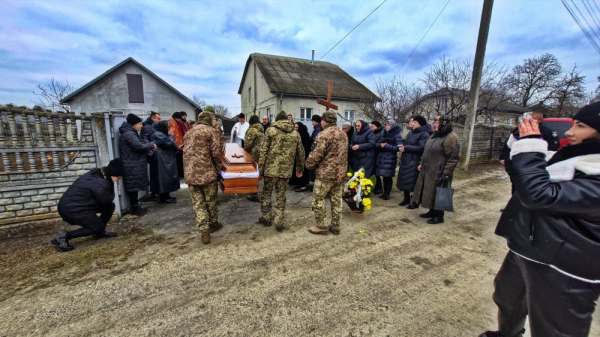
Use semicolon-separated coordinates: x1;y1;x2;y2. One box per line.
257;217;271;226
201;230;211;244
209;221;223;233
50;234;74;252
308;226;329;235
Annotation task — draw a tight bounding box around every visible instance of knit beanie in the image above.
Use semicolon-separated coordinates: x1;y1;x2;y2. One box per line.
412;115;427;126
371;120;382;128
103;158;124;178
238;113;245;119
126;114;142;125
198;111;213;126
342;121;352;129
204;106;215;113
276;111;288;121
172;111;182;119
386;120;398;128
249;115;260;125
322;111;337;124
573;101;600;132
311;115;322;123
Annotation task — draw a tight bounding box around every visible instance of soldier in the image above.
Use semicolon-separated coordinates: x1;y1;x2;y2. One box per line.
183;111;224;244
306;111;349;235
258;111;305;231
244;115;266;202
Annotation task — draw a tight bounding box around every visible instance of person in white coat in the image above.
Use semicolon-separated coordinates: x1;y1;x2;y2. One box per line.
230;113;249;146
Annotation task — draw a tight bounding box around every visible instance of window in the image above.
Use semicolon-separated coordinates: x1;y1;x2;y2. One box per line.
300;108;312;121
345;110;355;122
248;87;252;102
127;74;144;103
437;97;447;111
266;108;272;121
507;118;514;125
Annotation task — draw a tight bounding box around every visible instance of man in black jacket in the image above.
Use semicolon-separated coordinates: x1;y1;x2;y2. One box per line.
50;159;125;252
141;111;161;144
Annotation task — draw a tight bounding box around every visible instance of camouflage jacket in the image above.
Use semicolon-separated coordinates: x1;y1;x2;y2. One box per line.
306;124;349;183
259;120;305;178
183;123;223;186
243;123;265;163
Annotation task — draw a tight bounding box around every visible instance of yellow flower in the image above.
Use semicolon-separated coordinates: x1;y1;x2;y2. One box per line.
347;172;352;177
349;182;357;189
359;172;365;178
362;198;371;206
365;205;371;211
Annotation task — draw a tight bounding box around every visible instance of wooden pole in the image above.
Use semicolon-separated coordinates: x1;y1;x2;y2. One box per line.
458;0;494;170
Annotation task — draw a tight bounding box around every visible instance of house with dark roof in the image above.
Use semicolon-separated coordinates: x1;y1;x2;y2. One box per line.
238;53;379;125
61;57;201;119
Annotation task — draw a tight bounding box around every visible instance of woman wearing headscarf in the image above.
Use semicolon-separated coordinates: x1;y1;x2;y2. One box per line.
349;120;377;177
480;102;600;337
289;122;312;192
397;116;432;208
411;116;460;224
371;120;384;195
375;120;403;200
149;120;181;203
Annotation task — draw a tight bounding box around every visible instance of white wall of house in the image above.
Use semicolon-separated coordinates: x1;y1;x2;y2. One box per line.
68;62;197;120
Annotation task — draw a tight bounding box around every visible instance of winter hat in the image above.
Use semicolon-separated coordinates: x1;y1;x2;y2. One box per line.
249;115;260;125
311;115;322;123
573;101;600;132
386;120;398;128
172;111;182;119
204;106;215;113
238;113;246;119
370;120;382;128
103;158;124;178
412;115;427;126
342;121;352;129
126;113;142;125
322;111;337;124
198;111;213;126
275;111;288;121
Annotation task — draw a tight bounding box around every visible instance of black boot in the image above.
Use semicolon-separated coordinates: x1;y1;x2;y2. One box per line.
382;183;392;200
407;202;419;209
399;191;411;206
93;231;118;240
373;176;383;195
130;205;147;216
419;209;436;218
427;210;445;224
50;234;74;252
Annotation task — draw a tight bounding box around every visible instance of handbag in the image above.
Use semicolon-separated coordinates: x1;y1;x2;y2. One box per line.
434;180;454;212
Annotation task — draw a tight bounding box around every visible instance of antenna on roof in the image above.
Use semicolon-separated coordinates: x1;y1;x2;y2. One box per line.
311;50;315;64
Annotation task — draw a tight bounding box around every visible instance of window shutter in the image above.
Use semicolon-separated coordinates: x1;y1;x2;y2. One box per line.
127;74;144;103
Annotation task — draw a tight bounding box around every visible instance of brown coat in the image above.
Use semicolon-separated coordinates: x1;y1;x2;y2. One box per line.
412;130;460;209
306;124;349;183
243;123;265;163
183;123;223;186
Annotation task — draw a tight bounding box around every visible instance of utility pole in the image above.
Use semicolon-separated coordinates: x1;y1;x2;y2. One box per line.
458;0;494;169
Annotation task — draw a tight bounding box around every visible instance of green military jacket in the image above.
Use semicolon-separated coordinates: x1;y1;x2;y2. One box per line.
243;123;265;163
259;120;305;178
183;123;223;186
306;124;348;183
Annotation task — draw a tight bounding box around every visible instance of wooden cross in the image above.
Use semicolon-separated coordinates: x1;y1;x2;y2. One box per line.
316;80;338;111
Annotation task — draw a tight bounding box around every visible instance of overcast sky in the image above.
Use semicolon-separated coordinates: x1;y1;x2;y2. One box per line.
1;0;598;114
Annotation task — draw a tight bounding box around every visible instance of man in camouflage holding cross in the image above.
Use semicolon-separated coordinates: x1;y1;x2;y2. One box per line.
257;110;305;231
306;111;348;235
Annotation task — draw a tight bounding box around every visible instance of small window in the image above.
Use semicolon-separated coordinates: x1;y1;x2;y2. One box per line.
300;108;312;121
507;118;514;125
127;74;144;103
266;108;271;121
345;110;355;122
248;87;252;102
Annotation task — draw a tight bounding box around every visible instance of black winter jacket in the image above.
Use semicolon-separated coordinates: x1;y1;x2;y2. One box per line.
349;127;376;177
495;139;600;282
58;169;114;217
397;125;431;191
119;122;155;192
149;130;180;194
141;117;156;144
499;123;560;175
375;126;403;177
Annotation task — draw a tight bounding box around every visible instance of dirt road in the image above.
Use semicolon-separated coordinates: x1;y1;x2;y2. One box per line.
1;164;598;336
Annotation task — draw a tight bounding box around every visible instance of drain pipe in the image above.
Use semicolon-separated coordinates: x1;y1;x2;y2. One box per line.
103;112;122;219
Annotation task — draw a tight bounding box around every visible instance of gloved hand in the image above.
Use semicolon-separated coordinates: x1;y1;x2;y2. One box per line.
438;175;450;183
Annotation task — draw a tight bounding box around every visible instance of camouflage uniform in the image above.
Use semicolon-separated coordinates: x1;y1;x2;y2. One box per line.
183;113;223;231
258;119;305;228
244;123;265;201
306;120;348;231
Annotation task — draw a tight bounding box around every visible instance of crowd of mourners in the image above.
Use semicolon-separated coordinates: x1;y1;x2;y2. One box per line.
48;100;600;337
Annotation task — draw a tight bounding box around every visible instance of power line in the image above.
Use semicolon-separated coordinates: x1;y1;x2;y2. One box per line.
395;0;452;77
582;0;600;29
561;0;600;53
319;0;388;61
570;0;600;42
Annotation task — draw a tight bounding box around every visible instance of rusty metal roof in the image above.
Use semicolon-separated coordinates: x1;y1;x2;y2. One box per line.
238;53;380;102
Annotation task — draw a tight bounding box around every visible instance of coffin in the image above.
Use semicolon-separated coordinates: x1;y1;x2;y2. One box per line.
220;143;260;194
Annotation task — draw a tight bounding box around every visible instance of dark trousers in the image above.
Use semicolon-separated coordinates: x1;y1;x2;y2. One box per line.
374;176;383;192
128;191;139;206
493;251;600;337
176;151;184;178
382;176;393;196
60;203;115;239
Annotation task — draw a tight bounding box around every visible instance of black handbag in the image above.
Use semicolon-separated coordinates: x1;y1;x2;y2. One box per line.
434;180;455;212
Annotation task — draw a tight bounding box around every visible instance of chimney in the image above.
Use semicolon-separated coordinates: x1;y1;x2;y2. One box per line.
311;50;315;64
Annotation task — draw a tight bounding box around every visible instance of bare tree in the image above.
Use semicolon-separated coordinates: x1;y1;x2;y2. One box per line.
357;76;423;123
420;56;472;119
504;53;562;108
550;65;586;115
213;104;231;118
477;62;511;123
191;94;207;108
33;78;74;113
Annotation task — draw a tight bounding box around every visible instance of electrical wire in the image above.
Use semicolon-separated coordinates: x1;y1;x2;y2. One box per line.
394;0;452;77
582;0;600;29
561;0;600;54
570;0;600;42
319;0;388;61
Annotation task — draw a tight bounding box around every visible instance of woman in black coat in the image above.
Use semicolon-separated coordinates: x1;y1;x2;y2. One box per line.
289;122;312;191
371;121;384;195
119;114;156;216
150;120;181;203
481;103;600;337
349;120;376;177
397;116;431;207
375;121;403;200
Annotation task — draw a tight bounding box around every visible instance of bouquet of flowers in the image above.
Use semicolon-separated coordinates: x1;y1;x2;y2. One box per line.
342;167;375;213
